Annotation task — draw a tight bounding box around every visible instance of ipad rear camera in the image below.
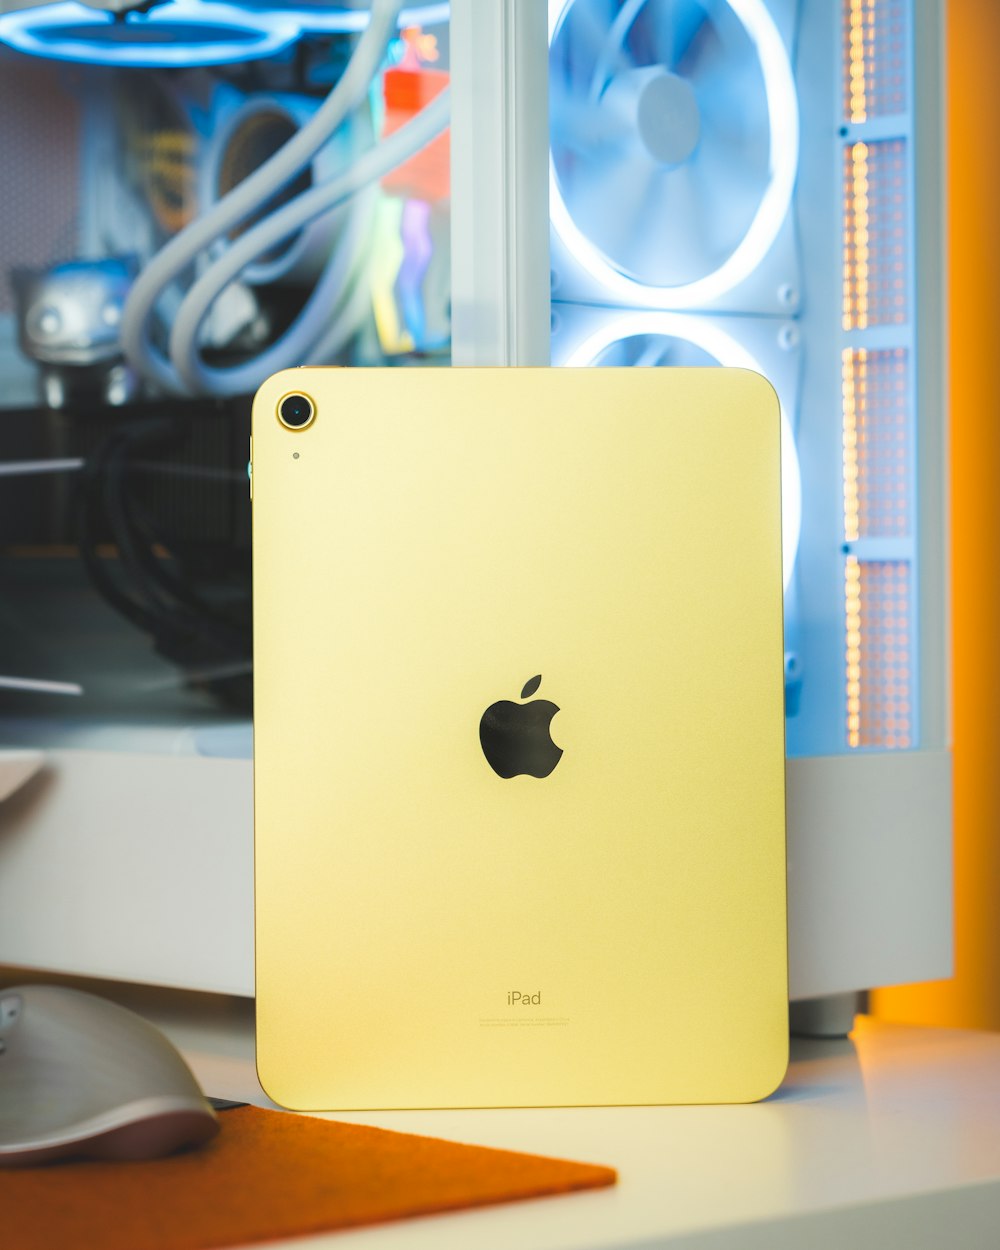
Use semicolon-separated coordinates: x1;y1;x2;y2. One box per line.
278;393;315;431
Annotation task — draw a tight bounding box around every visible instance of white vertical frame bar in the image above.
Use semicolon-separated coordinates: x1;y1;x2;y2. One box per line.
449;0;550;366
784;0;951;1001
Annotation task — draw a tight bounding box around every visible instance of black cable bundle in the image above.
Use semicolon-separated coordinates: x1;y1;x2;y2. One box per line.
77;416;252;711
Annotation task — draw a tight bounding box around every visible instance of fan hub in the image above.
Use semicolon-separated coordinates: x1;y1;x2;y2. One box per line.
619;68;701;169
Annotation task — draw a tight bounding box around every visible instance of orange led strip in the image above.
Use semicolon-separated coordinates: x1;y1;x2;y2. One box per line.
842;347;865;543
846;0;871;123
843;141;871;331
845;555;862;748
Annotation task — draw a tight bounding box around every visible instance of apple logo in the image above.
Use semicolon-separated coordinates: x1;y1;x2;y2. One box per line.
479;675;563;779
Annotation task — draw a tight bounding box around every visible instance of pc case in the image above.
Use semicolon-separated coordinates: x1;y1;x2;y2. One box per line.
0;0;949;1009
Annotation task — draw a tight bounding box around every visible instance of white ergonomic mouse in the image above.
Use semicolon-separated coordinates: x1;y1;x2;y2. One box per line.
0;984;219;1166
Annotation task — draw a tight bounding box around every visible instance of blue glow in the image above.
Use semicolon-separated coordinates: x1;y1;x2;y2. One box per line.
268;6;450;34
0;2;450;69
0;2;299;67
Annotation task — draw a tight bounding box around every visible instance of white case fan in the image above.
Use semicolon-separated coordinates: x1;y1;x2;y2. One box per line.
548;0;800;314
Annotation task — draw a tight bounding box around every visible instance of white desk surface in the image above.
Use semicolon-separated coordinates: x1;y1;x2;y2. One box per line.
135;998;1000;1250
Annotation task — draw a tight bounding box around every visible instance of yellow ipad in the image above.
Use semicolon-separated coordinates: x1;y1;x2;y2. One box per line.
252;366;787;1109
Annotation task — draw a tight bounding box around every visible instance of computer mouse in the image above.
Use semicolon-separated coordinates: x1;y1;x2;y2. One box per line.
0;984;219;1167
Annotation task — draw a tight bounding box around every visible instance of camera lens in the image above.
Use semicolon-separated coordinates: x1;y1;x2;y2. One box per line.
278;393;314;430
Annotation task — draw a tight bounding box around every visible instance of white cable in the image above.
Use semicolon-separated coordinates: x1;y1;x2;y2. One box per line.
0;459;84;476
0;676;83;696
120;0;405;394
170;87;450;394
171;181;375;396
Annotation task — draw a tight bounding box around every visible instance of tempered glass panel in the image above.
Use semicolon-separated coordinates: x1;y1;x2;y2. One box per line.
0;14;450;755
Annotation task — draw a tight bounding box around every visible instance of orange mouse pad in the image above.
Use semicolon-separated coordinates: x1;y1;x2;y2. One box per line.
2;1106;616;1250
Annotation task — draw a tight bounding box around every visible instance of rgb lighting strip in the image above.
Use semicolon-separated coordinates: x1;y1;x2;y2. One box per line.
0;2;450;68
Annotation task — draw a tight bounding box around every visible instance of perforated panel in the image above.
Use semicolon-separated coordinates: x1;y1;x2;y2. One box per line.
842;138;909;331
843;0;909;123
845;556;912;749
0;57;80;315
842;347;910;541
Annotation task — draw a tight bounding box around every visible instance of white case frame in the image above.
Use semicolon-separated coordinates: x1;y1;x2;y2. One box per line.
0;0;949;1003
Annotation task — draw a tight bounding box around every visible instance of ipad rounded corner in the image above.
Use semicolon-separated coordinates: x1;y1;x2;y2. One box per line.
254;1050;304;1113
729;366;781;415
742;1037;791;1105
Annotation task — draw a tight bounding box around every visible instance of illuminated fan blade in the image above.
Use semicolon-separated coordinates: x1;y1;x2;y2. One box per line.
686;120;762;265
633;338;669;366
562;145;640;250
591;0;643;98
573;152;664;268
693;23;766;111
653;163;714;283
645;0;714;74
653;334;717;367
557;0;634;96
561;146;634;246
695;49;770;176
550;88;634;156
